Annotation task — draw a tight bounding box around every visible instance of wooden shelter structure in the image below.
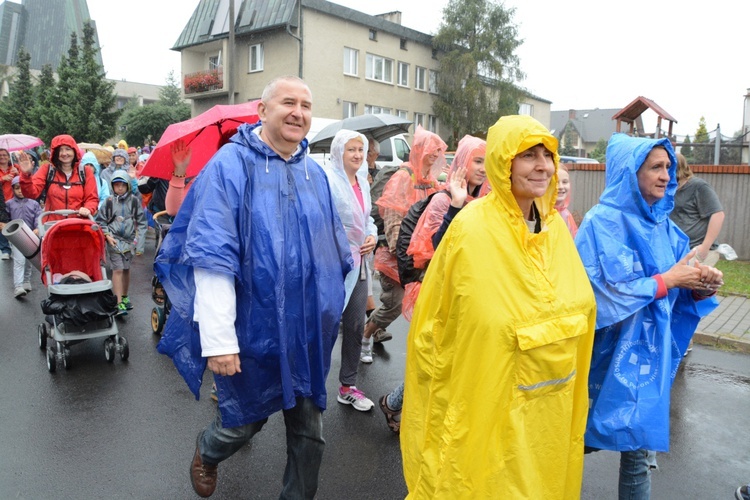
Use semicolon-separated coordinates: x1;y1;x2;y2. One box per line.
612;96;677;139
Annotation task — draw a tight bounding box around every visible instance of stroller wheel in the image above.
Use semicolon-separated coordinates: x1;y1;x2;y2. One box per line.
151;307;166;335
46;346;56;373
62;347;72;370
38;323;48;350
118;337;130;361
104;338;116;363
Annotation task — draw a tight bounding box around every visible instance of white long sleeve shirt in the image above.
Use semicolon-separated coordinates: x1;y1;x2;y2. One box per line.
193;268;239;357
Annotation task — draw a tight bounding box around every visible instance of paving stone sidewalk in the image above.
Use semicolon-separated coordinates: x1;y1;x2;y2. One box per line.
694;294;750;353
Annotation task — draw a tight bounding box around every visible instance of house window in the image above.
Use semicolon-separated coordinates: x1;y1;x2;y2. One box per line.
208;51;221;70
415;66;426;91
365;53;394;84
428;115;438;133
428;70;438;93
397;62;409;87
343;47;358;76
249;43;264;72
414;112;425;128
369;29;377;41
364;104;392;115
342;101;357;119
397;109;408;120
400;38;407;50
518;103;533;116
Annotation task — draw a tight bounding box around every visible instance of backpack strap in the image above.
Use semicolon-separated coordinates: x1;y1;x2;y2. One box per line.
37;164;57;204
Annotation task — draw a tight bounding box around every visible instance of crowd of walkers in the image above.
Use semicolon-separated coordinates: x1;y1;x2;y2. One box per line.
1;74;741;499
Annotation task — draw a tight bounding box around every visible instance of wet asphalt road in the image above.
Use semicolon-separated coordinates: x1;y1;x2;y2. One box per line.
0;234;748;499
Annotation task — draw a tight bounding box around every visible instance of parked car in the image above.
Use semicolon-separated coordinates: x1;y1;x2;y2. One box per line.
559;155;601;164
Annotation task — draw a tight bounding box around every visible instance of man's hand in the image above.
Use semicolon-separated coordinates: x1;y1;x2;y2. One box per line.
105;234;117;247
207;354;242;377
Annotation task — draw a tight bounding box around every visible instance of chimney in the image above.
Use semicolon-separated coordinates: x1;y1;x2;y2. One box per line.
569;109;576;119
376;11;402;25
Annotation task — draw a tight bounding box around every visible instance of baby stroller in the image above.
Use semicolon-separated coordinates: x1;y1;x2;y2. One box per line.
36;209;128;372
150;210;173;335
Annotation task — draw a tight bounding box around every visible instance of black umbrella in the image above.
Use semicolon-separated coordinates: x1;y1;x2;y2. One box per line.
308;114;412;153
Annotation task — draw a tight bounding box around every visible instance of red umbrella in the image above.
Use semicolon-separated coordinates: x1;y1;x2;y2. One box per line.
140;100;260;180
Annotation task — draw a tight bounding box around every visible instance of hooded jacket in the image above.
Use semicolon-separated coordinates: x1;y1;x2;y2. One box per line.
324;130;377;309
19;134;99;218
95;171;147;255
401;115;596;499
154;122;352;428
575;133;715;452
101;148;138;193
80;151;110;204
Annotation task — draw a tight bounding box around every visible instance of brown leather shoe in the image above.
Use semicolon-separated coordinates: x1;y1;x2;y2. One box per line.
190;443;218;497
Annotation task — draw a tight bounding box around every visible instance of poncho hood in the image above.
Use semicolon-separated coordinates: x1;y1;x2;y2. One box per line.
80;151;101;175
600;133;677;223
485;115;559;221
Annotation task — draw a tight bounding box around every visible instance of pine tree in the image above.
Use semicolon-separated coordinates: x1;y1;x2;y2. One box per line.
680;135;693;162
50;32;80;136
28;64;57;143
432;0;524;142
0;47;35;134
693;117;710;164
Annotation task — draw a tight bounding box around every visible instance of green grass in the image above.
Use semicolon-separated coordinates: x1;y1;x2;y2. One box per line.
715;260;750;296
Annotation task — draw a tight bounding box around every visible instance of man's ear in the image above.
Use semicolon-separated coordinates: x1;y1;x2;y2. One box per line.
257;102;266;121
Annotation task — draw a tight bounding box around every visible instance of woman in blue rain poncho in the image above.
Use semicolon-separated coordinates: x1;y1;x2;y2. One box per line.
324;129;377;411
401;115;597;499
575;133;723;499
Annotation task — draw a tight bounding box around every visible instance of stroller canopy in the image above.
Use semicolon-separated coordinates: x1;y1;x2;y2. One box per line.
41;218;106;285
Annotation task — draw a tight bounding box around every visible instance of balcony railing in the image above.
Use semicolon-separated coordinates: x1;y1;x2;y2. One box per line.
183;67;224;94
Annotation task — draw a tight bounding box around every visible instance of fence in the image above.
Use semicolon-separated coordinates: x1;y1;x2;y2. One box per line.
566;163;750;260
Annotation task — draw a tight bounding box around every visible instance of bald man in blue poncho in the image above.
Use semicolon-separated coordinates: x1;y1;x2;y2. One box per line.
154;76;352;498
575;134;722;499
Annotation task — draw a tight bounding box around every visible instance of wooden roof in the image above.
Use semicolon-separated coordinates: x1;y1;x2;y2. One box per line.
612;96;677;138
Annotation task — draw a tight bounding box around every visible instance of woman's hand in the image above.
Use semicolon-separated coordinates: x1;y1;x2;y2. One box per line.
661;249;723;291
16;151;33;174
170;139;192;177
78;207;91;218
207;354;242;377
360;235;376;255
448;165;468;208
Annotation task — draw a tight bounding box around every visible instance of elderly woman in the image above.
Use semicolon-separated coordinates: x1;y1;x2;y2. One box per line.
575;134;723;499
18;134;99;221
401;115;597;498
324;129;378;412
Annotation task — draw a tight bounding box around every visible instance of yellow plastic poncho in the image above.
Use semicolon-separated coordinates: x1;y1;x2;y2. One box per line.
401;115;597;499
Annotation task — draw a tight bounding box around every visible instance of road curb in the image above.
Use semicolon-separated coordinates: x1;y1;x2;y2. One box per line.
693;330;750;354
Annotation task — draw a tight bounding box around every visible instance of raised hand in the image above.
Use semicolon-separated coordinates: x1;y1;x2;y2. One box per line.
16;151;33;174
448;165;468;208
170;139;192;177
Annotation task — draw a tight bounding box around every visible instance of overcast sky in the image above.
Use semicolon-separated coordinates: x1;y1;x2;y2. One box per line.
88;0;750;139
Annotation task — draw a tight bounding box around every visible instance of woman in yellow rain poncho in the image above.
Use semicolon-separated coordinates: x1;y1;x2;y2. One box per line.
401;115;597;499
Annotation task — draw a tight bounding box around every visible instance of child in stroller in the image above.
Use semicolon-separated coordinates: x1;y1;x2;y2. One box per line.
37;209;129;372
150;210;173;335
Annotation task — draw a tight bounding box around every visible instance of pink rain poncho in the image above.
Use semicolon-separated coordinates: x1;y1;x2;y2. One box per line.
401;135;488;320
555;164;578;237
373;126;446;282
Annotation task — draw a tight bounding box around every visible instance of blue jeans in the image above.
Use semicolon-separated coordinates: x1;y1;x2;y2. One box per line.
199;396;325;500
0;232;10;255
619;449;657;500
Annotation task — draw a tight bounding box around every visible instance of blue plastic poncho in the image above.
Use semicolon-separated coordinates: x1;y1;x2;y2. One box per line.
575;133;718;452
324;130;377;309
80;151;110;204
155;122;353;428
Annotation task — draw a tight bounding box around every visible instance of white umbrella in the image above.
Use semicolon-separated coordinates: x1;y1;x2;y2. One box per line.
0;133;44;152
308;114;411;153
